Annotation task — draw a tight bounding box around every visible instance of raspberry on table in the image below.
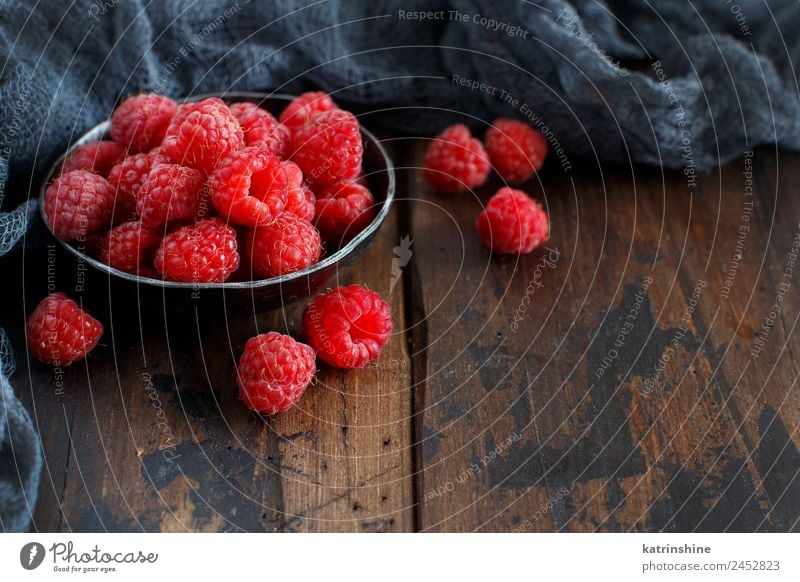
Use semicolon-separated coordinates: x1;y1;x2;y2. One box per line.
246;214;322;278
282;161;315;222
208;147;288;227
314;181;376;245
485;118;548;182
237;332;316;414
423;124;490;192
154;218;240;283
61;140;126;177
229;102;291;158
302;284;392;368
26;293;104;366
44;170;115;241
161;97;244;174
107;152;159;216
279;91;338;134
136;163;206;228
291;109;362;188
98;221;161;275
475;187;549;254
111;94;177;153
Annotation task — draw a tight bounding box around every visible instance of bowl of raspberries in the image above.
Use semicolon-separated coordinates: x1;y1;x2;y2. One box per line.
39;91;394;307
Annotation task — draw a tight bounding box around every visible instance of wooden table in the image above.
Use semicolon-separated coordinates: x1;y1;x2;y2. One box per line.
9;140;800;532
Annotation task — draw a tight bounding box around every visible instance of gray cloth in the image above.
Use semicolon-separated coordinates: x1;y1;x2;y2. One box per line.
1;0;800;532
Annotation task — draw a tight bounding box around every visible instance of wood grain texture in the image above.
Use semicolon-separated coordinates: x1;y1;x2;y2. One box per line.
6;142;800;532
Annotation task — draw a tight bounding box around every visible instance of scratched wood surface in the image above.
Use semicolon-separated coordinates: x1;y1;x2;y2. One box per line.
7;141;800;532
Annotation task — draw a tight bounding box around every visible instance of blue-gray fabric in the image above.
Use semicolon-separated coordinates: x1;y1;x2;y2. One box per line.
1;0;799;531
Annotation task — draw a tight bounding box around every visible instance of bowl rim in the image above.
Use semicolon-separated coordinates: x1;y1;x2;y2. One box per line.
38;92;395;290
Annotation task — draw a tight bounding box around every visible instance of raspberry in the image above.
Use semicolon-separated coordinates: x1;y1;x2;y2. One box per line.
279;91;338;134
154;218;240;283
161;97;244;173
314;182;375;245
291;109;362;188
44;170;115;241
236;332;316;414
208;147;288;227
229;102;291;158
282;161;315;222
302;285;392;368
247;214;322;278
111;94;177;153
62;141;125;177
423;124;490;192
98;221;161;275
475;187;549;254
26;293;103;365
136;163;205;228
485;118;548;182
107;152;158;216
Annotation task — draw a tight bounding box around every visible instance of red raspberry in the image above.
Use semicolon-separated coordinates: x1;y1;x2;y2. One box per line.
314;182;375;245
26;293;104;365
161;98;244;173
246;214;322;278
154;218;240;283
476;187;549;254
236;332;316;414
291;109;362;188
229;102;291;158
44;170;115;241
302;285;392;369
111;94;177;153
98;221;161;275
107;152;158;216
208;147;288;227
279;91;338;134
485;118;548;182
137;163;205;228
423;124;490;192
62;140;125;177
282;161;315;222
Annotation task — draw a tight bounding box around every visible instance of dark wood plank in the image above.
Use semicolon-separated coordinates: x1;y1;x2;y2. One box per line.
12;142;414;532
410;141;800;532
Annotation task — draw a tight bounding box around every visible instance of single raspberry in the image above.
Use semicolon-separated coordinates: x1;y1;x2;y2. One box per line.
61;141;126;177
279;91;338;134
291;109;362;188
44;170;115;241
111;94;177;153
476;187;549;254
98;221;161;275
282;161;315;222
237;332;316;414
229;102;291;158
208;147;288;227
107;152;158;216
247;214;322;278
485;118;548;182
26;293;104;366
314;182;376;245
302;285;392;369
154;218;240;282
161;97;244;173
137;163;205;228
423;124;490;192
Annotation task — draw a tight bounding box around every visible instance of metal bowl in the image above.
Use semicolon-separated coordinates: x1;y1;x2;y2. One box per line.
39;92;395;312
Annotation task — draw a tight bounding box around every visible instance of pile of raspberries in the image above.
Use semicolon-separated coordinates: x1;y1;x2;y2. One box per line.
29;92;550;415
45;91;375;282
424;119;550;255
